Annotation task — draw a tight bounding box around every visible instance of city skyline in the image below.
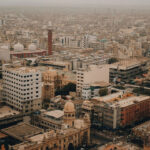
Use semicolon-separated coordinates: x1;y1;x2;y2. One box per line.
0;0;150;149
0;0;150;7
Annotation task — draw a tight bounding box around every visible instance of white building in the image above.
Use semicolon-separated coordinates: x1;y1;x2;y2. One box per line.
0;19;5;26
81;35;89;48
3;67;42;113
0;45;10;62
82;84;91;100
76;65;110;96
82;82;110;99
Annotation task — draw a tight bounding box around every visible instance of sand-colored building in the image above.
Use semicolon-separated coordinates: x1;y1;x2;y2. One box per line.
133;121;150;149
4;101;91;150
42;68;76;100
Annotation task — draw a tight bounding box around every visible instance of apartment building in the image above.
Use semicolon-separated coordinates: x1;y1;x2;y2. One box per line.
109;59;148;83
42;82;55;100
2;66;42;113
120;96;150;127
133;121;150;149
82;82;110;99
76;65;110;96
91;93;150;129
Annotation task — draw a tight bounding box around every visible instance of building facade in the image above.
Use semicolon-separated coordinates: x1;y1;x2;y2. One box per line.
76;65;110;96
90;93;150;129
2;66;42;113
10;101;91;150
109;59;148;83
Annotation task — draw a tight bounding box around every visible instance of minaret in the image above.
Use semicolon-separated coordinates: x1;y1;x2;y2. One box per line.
48;21;53;56
48;29;52;56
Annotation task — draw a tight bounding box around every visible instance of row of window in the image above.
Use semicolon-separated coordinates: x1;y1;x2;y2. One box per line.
4;71;40;78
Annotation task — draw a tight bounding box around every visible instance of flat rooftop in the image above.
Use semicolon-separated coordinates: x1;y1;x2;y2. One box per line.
133;121;150;135
110;95;150;108
43;110;64;119
0;105;20;118
29;130;56;144
101;141;141;150
40;60;69;66
10;49;47;54
2;123;43;141
92;93;150;108
5;66;39;74
110;58;148;70
92;91;124;102
91;81;110;87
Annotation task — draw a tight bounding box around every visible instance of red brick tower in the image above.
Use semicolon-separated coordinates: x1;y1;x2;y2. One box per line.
48;29;52;55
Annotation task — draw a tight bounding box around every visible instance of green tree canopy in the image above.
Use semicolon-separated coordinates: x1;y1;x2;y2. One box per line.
99;88;108;96
55;83;76;96
108;58;118;64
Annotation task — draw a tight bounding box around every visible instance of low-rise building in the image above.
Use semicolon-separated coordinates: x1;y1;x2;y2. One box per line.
39;60;71;71
31;110;64;130
101;141;141;150
77;65;110;96
91;92;150;129
132;121;150;149
42;82;55;101
3;101;91;150
0;104;23;129
82;81;110;99
109;58;148;83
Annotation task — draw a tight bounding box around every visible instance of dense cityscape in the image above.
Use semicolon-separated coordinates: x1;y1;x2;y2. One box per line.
0;0;150;150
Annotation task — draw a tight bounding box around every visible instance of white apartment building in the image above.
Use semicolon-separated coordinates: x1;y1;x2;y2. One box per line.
82;84;91;100
82;82;110;100
3;67;42;113
0;45;10;62
76;65;110;96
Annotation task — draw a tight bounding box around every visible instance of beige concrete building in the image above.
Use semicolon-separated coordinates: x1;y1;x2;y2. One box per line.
39;60;71;71
2;66;42;113
100;141;141;150
31;109;64;130
42;69;62;101
42;68;76;101
133;121;150;149
42;82;55;100
76;65;110;96
7;101;91;150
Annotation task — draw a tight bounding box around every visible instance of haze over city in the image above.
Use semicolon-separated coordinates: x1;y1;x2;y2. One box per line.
0;0;150;150
0;0;150;7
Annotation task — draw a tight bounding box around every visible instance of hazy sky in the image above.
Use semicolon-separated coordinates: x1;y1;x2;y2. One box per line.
0;0;150;7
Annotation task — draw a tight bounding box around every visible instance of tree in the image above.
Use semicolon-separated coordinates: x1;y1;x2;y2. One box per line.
68;143;75;150
108;58;118;64
133;87;150;96
55;83;76;96
99;88;108;96
26;60;32;66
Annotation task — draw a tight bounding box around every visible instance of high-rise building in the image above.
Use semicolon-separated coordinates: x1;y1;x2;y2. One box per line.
3;67;42;113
